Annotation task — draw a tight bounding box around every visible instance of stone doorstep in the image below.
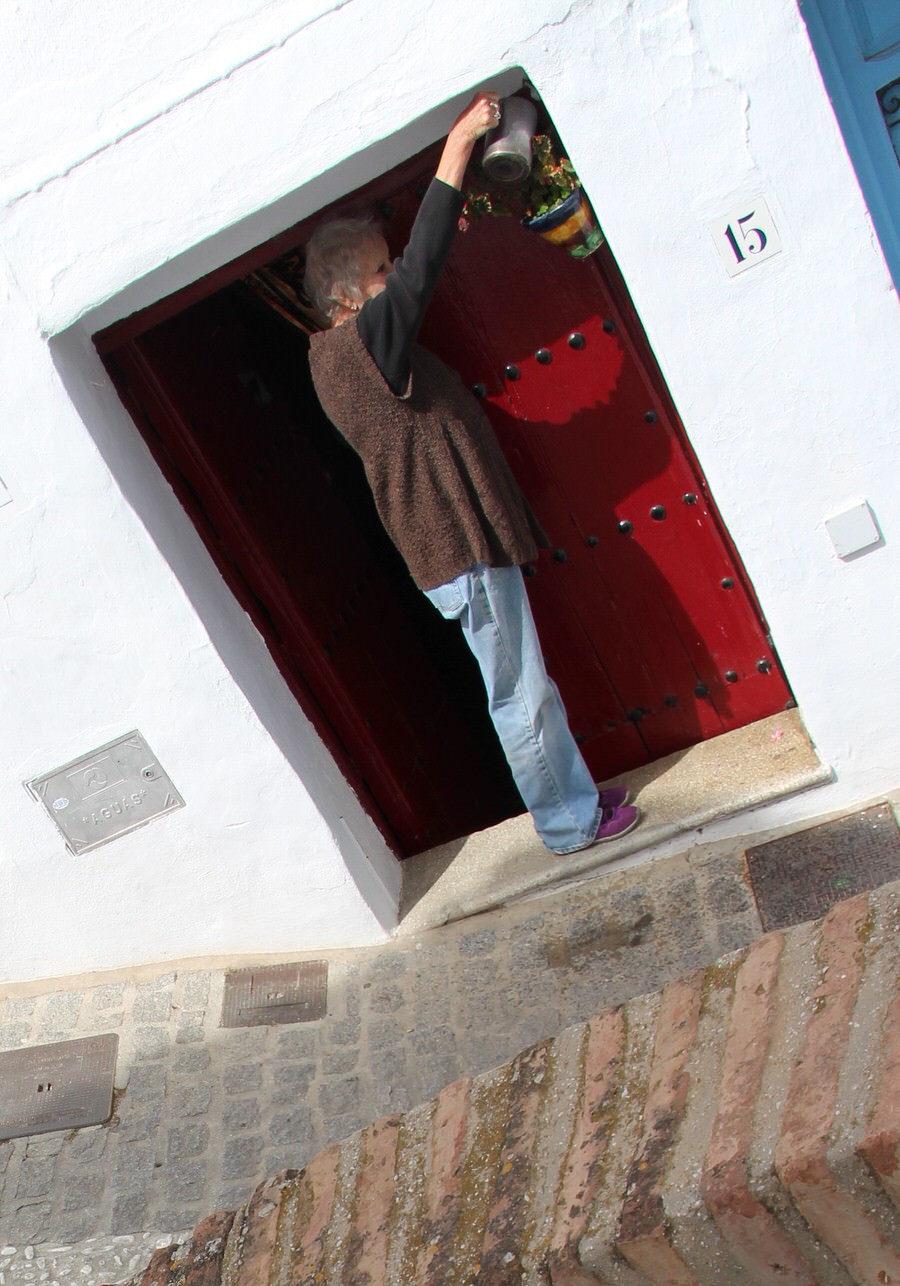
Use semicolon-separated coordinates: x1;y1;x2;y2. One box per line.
123;880;900;1286
400;707;832;933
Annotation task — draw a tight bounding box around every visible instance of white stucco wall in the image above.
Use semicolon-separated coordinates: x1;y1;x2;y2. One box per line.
1;0;897;983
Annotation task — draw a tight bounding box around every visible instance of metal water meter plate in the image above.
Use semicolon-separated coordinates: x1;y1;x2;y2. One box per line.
25;731;185;854
0;1034;118;1140
746;803;900;932
221;962;328;1028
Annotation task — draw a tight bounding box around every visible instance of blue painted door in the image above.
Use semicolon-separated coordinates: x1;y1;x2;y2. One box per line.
800;0;900;288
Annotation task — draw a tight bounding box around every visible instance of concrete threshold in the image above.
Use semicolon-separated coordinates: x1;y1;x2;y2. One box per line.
399;708;831;934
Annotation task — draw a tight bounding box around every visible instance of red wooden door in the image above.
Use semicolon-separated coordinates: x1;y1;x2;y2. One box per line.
404;201;793;781
360;172;793;786
100;145;792;857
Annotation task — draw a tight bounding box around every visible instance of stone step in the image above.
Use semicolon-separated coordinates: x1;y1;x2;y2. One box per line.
773;896;900;1285
122;881;900;1286
701;934;817;1284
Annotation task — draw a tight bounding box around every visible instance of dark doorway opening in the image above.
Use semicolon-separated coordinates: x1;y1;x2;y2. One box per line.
97;129;792;858
103;274;525;856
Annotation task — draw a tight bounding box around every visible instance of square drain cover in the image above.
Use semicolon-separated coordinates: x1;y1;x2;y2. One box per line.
221;962;328;1028
746;803;900;932
25;730;185;855
0;1034;118;1140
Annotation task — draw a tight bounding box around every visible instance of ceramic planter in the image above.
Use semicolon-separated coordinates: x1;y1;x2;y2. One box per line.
523;186;604;258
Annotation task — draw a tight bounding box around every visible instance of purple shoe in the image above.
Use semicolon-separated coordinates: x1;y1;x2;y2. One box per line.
598;786;630;809
591;803;640;844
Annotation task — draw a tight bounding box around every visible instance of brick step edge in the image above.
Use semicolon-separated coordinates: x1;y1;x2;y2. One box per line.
119;881;900;1286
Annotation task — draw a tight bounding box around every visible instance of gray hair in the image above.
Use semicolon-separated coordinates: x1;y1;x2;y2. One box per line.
303;215;382;324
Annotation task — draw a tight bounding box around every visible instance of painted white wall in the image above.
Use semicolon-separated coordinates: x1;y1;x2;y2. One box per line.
1;0;897;982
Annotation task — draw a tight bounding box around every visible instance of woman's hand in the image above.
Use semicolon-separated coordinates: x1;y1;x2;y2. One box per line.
436;90;502;191
449;91;502;143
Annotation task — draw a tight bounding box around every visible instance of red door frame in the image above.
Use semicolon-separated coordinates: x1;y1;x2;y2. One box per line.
96;140;791;855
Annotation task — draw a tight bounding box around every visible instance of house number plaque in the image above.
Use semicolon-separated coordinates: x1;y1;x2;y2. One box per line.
707;196;783;277
26;730;185;854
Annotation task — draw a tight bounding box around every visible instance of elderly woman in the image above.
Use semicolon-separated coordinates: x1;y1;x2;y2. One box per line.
305;92;640;855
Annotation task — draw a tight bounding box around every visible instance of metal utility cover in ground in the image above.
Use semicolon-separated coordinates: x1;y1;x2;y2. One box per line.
746;803;900;932
25;730;185;854
221;963;328;1028
0;1034;118;1141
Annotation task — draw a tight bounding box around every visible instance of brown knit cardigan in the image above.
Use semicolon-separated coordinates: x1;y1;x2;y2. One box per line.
308;319;546;590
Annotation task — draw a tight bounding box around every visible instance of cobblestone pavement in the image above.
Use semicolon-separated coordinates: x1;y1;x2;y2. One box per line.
0;841;767;1282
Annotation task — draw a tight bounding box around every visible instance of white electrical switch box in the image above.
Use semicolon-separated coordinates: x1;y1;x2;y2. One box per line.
824;501;881;559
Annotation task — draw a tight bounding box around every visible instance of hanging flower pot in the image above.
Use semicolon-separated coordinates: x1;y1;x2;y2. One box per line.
522;186;604;259
462;130;605;258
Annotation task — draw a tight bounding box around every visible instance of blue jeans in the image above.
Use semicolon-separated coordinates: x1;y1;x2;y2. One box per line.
423;564;599;853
